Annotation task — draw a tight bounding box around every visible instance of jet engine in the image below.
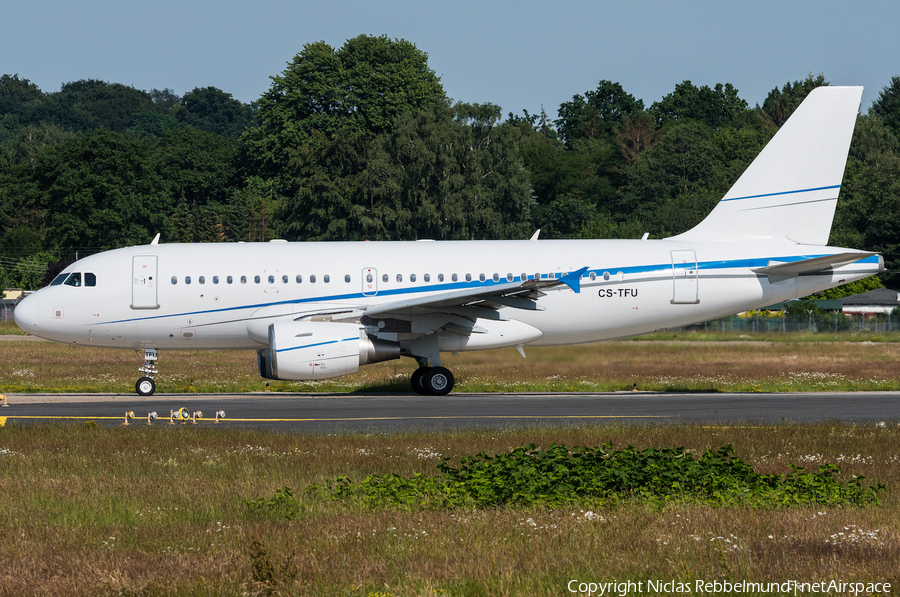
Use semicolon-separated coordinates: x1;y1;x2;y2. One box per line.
257;320;399;381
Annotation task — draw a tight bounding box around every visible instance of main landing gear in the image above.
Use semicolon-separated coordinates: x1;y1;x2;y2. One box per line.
135;348;158;396
411;366;455;396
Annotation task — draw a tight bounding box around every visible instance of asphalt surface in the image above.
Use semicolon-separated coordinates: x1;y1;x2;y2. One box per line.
2;391;899;432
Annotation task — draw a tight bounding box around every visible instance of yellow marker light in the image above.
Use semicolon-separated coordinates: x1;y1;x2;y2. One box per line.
122;411;135;426
147;411;158;425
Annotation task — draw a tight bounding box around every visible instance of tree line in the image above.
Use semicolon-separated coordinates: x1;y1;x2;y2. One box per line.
2;34;900;293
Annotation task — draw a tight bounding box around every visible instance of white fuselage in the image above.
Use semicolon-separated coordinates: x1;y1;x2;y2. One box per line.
14;238;881;352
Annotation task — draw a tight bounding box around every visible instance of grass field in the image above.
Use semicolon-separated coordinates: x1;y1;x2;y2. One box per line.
3;331;900;595
4;331;900;394
0;422;898;596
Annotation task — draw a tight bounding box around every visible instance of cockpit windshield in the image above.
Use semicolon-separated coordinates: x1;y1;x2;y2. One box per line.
53;272;96;287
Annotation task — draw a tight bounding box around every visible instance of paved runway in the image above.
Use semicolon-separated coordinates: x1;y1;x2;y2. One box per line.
2;391;899;432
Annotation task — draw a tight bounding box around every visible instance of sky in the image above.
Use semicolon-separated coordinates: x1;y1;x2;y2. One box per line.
4;0;899;118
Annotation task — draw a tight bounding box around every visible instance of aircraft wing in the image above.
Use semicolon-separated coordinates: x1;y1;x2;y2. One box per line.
753;253;876;276
363;267;589;320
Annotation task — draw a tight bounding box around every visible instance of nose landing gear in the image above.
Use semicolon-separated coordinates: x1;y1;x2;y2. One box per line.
135;348;158;396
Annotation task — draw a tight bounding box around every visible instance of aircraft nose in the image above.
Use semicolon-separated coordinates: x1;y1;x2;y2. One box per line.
14;294;40;333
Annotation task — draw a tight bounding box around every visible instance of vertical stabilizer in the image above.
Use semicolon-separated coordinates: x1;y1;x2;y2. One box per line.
671;86;862;245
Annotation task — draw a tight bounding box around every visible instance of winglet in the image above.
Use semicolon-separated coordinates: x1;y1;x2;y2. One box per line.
559;267;589;293
530;229;541;241
150;233;161;246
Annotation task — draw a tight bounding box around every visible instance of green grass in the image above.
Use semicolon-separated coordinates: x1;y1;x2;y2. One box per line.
1;422;898;596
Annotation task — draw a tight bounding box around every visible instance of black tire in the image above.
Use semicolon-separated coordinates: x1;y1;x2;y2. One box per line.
410;367;430;395
136;377;156;396
422;367;454;396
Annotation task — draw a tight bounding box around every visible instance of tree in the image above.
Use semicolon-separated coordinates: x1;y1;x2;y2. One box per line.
872;75;900;139
31;130;172;251
278;102;532;241
0;74;44;102
152;127;239;207
650;81;748;128
241;35;445;194
614;110;661;163
68;80;154;133
556;80;643;145
831;112;900;287
177;87;252;137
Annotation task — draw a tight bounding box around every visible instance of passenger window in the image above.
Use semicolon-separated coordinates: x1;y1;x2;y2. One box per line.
310;275;316;283
267;275;274;284
521;273;528;281
438;274;444;282
85;273;96;287
241;276;247;284
171;276;178;285
296;275;302;283
227;276;233;284
465;274;471;282
589;272;596;281
383;274;388;283
254;275;261;284
282;275;288;284
199;276;205;284
452;274;458;282
603;272;610;281
366;274;373;283
506;273;513;282
410;274;417;283
396;274;403;283
492;273;499;282
344;274;351;283
424;274;430;282
64;273;82;287
213;276;219;284
324;275;330;283
479;274;486;282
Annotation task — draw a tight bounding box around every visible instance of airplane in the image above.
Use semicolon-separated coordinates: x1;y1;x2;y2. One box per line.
14;86;882;397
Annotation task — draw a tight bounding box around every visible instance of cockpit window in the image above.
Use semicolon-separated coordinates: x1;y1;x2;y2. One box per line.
84;273;96;287
50;273;68;286
64;273;82;287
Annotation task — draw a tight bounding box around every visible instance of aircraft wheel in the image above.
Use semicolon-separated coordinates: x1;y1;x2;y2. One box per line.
410;367;430;395
136;377;156;396
422;367;454;396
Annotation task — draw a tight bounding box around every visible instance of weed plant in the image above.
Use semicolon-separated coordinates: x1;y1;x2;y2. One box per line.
316;444;883;510
1;422;899;595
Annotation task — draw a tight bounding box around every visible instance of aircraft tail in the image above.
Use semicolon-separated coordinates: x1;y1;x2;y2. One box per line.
670;86;862;245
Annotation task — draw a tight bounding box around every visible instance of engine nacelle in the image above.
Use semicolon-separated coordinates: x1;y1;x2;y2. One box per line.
258;320;399;381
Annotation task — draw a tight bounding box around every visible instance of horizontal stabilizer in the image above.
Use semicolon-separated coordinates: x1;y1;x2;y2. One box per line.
753;252;876;276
